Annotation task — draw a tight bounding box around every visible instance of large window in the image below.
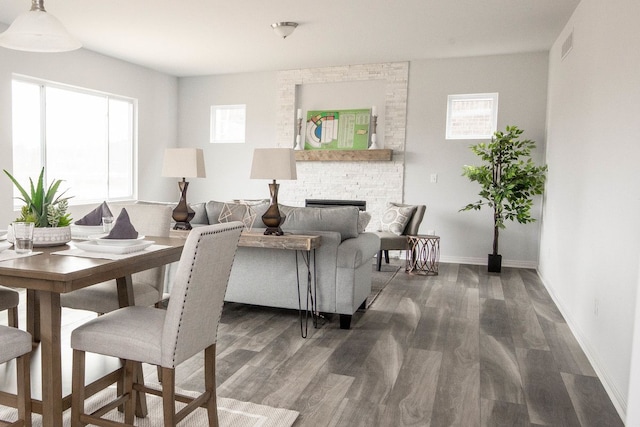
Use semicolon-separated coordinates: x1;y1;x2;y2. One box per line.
11;78;136;208
446;93;498;140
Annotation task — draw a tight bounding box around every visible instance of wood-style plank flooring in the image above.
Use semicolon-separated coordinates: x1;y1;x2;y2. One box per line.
1;261;625;426
207;262;624;426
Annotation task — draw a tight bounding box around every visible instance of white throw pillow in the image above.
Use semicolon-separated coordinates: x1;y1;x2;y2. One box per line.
379;203;417;235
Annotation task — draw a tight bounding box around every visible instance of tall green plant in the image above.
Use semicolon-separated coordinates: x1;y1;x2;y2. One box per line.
460;125;547;255
4;167;72;227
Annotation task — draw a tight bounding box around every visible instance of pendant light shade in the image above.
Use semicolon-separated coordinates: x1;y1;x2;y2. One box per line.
271;22;298;39
0;0;81;53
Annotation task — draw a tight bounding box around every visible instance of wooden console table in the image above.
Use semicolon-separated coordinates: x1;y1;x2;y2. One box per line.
238;231;322;338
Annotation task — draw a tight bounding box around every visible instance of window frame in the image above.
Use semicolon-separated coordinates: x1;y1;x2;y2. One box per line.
445;92;499;140
10;75;137;207
210;104;246;144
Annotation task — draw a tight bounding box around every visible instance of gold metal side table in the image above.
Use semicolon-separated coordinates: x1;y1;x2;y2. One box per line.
406;234;440;275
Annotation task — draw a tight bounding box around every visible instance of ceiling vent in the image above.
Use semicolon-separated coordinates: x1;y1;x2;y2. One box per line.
561;30;573;60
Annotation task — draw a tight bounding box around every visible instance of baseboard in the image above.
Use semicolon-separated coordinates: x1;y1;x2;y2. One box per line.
535;269;627;422
439;255;538;269
383;251;537;269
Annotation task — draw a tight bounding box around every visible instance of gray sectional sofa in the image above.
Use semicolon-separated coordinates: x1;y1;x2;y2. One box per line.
192;200;380;329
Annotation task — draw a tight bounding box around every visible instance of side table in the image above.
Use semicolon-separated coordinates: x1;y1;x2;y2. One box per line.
406;234;440;275
238;231;321;338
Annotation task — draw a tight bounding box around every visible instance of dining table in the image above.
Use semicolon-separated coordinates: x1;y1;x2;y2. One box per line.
0;235;185;427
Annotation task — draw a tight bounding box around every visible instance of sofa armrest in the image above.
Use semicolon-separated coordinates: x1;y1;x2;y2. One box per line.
337;233;381;269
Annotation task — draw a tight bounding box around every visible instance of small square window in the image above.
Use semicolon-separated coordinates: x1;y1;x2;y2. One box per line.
210;104;246;143
446;93;498;140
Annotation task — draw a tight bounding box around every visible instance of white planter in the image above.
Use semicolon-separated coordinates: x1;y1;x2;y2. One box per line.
7;224;72;247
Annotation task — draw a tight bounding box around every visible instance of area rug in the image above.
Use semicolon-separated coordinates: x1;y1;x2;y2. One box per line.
0;385;298;427
368;259;402;308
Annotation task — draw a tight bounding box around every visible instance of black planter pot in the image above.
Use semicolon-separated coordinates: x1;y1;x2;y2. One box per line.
488;254;502;273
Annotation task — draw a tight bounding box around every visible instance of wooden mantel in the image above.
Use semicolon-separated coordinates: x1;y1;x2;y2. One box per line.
294;149;393;162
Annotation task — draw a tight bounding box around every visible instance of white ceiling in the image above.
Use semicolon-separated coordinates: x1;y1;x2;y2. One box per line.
0;0;580;77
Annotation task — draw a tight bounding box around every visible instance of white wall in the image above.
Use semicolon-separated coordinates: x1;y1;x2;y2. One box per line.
0;31;178;226
177;72;278;203
540;0;640;418
178;54;549;267
405;53;549;267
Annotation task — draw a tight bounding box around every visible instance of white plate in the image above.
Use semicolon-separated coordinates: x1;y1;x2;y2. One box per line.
0;241;11;252
87;234;146;246
75;240;154;254
71;225;105;239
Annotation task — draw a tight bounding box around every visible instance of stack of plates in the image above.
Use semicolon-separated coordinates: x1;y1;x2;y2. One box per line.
71;225;105;240
75;235;152;254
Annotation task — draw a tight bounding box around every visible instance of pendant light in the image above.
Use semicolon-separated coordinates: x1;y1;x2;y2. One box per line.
0;0;81;53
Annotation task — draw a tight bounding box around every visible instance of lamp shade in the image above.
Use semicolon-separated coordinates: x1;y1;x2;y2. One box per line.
250;148;297;180
162;148;206;178
0;9;81;52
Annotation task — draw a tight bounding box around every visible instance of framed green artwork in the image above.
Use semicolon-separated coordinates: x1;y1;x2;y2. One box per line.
304;108;371;150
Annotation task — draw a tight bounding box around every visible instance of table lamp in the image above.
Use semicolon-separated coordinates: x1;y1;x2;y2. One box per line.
250;148;297;235
162;148;206;230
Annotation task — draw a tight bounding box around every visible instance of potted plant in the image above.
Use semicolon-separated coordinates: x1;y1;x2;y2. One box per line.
460;125;547;272
4;167;73;246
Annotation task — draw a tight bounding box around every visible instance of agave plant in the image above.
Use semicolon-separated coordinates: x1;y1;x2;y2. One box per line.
4;168;72;228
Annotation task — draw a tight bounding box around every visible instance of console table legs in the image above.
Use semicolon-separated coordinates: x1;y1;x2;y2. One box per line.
295;249;317;338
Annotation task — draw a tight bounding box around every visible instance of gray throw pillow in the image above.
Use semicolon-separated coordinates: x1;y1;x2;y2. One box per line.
358;211;372;233
190;202;208;225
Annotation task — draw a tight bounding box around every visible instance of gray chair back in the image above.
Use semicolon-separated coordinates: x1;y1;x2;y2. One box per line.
118;204;172;294
402;204;427;235
161;222;243;368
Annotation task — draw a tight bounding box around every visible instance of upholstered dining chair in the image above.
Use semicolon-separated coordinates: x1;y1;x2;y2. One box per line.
71;222;244;427
373;203;426;271
0;325;32;427
60;203;172;314
0;285;20;327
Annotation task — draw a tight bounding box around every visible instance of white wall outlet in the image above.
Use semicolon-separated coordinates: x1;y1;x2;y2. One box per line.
430;173;438;183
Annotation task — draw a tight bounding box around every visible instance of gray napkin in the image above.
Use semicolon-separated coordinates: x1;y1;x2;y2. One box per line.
103;208;138;239
75;202;112;225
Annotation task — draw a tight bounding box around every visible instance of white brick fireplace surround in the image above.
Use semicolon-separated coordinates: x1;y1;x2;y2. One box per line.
275;62;409;230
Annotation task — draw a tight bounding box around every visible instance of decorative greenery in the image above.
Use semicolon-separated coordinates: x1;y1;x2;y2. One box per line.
4;167;73;228
460;125;547;255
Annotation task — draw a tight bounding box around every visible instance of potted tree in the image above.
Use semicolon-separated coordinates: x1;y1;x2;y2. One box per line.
460;125;547;272
4;167;73;246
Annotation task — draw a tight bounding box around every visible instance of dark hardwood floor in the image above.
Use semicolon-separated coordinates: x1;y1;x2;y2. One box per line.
1;261;625;426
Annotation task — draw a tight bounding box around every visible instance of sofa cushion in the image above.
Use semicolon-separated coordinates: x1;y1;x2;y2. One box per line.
379;203;417;235
282;206;359;241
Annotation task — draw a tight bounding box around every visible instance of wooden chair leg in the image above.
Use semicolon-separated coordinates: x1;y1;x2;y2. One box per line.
16;352;31;427
8;306;18;328
162;367;176;427
205;344;219;427
71;349;86;427
377;250;382;271
384;250;390;264
123;360;137;424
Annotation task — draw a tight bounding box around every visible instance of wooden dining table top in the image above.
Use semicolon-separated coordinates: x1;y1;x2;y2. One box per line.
0;235;185;293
